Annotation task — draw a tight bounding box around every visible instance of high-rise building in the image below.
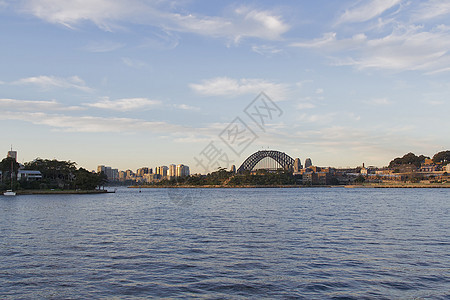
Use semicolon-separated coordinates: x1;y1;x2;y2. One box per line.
7;149;17;161
156;166;168;178
176;164;190;177
136;167;149;177
293;158;302;173
230;165;236;173
126;169;135;180
111;169;119;181
105;167;112;179
304;158;313;168
168;164;177;178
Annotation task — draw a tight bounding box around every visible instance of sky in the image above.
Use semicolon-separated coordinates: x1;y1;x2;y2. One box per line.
1;0;449;173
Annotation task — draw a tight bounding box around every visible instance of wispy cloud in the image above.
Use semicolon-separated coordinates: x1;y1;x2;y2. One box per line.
343;25;450;72
190;77;289;100
293;24;450;74
173;104;200;111
19;0;146;31
251;45;283;56
18;1;290;42
0;98;83;111
336;0;402;24
0;111;186;133
412;0;450;21
12;75;93;92
84;97;162;111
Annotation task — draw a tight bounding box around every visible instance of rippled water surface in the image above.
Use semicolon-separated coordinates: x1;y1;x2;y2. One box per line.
1;188;449;299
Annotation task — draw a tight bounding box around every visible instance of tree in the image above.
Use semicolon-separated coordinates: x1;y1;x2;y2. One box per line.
74;168;103;190
389;152;428;168
24;158;77;181
355;175;366;183
432;150;450;165
0;157;20;183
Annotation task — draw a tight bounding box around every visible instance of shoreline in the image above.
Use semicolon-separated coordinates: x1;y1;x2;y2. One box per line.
9;189;113;195
130;183;450;189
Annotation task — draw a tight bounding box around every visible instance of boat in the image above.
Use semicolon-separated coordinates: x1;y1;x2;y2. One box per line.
3;156;16;196
3;190;16;196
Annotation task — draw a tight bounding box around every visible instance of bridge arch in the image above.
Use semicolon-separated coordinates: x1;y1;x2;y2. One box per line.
237;150;295;173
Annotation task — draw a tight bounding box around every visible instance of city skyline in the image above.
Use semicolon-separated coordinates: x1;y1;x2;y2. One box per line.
1;1;449;173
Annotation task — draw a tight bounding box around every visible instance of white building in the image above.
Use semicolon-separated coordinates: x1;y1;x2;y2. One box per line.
18;170;42;181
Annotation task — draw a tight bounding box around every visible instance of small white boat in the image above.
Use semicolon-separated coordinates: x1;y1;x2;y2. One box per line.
3;190;16;196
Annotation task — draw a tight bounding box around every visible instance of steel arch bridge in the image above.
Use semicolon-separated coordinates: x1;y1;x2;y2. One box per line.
237;150;295;173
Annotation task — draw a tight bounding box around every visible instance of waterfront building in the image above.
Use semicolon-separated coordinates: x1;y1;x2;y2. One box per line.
293;158;302;173
176;164;190;177
18;170;42;181
168;164;177;179
156;166;168;178
97;165;119;181
360;163;368;176
112;169;119;181
126;169;135;180
136;167;150;177
304;158;312;168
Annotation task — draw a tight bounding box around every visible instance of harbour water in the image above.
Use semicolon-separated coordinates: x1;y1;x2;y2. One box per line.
1;188;449;299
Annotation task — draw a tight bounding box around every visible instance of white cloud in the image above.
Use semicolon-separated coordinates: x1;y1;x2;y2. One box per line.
413;0;450;21
18;1;289;42
19;0;146;31
291;32;367;50
189;77;289;100
0;111;185;133
173;104;200;111
291;32;337;48
251;45;282;56
348;26;450;72
84;97;161;111
12;75;93;92
337;0;402;24
0;98;83;111
295;24;450;74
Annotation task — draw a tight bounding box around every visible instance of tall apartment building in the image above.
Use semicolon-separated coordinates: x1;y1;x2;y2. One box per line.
176;164;190;177
156;166;168;178
168;164;177;178
7;149;17;161
304;158;313;168
136;167;150;177
97;165;119;181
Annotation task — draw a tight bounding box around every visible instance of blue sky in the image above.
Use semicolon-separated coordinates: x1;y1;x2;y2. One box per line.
1;0;449;173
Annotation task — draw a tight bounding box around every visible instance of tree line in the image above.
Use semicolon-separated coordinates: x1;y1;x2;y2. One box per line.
0;158;107;191
388;150;450;168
